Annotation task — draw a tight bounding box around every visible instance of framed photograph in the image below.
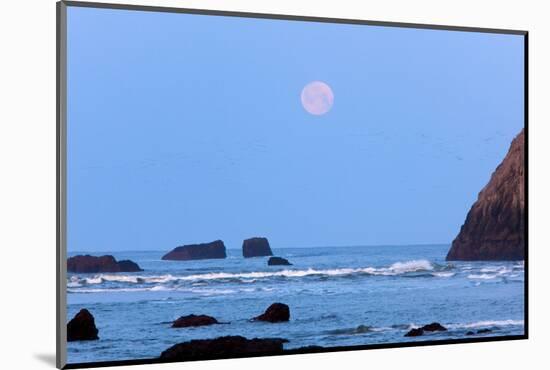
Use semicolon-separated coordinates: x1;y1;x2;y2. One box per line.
57;1;527;368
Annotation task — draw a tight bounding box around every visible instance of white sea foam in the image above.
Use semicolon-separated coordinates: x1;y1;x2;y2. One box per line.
468;273;498;280
448;320;524;329
480;267;500;273
68;287;154;293
68;259;436;288
389;260;433;273
432;272;455;278
480;267;513;274
68;286;244;295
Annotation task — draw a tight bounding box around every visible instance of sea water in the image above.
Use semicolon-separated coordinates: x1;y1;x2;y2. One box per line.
66;244;525;364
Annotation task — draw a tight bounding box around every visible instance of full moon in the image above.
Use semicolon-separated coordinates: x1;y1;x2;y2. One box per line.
301;81;334;115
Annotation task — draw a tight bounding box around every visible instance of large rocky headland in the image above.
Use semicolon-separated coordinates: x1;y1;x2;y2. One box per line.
447;129;525;261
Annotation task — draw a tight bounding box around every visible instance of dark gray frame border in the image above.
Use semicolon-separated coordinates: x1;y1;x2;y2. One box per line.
56;1;529;369
57;1;67;369
62;0;527;34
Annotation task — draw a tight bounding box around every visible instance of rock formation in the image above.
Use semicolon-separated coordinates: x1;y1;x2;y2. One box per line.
162;240;227;261
242;237;273;258
159;336;286;360
253;303;290;323
404;322;447;337
172;314;219;328
267;257;292;266
446;129;525;261
67;255;142;273
67;309;99;341
476;328;492;334
404;328;424;337
466;328;492;336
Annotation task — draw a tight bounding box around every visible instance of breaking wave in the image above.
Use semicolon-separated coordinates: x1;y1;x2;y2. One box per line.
326;324;390;335
448;320;524;329
67;286;275;295
68;259;437;288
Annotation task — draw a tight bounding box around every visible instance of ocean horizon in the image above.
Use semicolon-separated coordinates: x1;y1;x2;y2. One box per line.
68;243;452;254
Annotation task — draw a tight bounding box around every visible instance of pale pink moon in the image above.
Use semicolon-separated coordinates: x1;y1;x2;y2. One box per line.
301;81;334;115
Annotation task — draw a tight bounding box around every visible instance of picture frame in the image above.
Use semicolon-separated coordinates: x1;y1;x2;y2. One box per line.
57;2;528;368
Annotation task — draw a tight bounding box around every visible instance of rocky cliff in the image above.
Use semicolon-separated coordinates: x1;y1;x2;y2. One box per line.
446;129;525;261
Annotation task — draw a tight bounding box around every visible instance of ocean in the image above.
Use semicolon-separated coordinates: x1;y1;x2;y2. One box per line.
66;244;525;364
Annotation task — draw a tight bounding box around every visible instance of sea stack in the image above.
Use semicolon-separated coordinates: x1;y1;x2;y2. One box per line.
67;309;99;341
172;314;219;328
253;303;290;323
446;129;525;261
267;257;292;266
67;255;142;273
162;240;227;261
242;237;273;258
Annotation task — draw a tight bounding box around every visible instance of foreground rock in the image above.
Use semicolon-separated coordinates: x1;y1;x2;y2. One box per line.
267;257;292;266
160;336;286;360
476;328;492;334
67;309;99;341
466;328;492;336
242;237;273;258
162;240;226;261
447;129;525;261
253;303;290;323
404;328;424;337
67;255;142;273
287;345;325;352
172;314;219;328
404;322;447;337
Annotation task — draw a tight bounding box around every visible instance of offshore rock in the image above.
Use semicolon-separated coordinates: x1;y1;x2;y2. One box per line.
172;314;219;328
253;303;290;323
242;237;273;258
67;255;142;273
267;257;292;266
67;309;99;341
162;240;227;261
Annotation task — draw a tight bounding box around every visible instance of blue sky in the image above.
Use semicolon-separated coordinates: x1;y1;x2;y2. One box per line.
67;6;524;251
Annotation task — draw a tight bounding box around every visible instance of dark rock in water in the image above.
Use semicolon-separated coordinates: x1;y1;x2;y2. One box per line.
116;260;142;271
67;255;142;273
172;314;219;328
159;336;285;360
466;331;475;336
287;345;325;352
404;328;424;337
267;257;292;266
327;324;374;335
447;129;525;261
162;240;226;261
422;322;447;332
477;328;492;334
404;323;447;337
67;309;99;341
242;237;273;258
253;303;290;323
